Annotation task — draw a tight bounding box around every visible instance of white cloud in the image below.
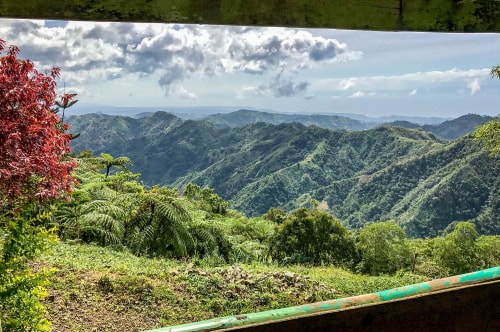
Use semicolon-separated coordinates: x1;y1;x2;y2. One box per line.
349;91;365;98
319;68;490;95
177;86;198;99
337;78;355;90
237;86;259;99
57;86;95;101
467;78;480;95
0;19;361;99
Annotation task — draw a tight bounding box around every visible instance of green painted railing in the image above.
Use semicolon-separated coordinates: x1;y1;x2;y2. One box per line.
146;266;500;332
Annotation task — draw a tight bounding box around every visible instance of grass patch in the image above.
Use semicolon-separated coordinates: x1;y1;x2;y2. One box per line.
40;242;428;330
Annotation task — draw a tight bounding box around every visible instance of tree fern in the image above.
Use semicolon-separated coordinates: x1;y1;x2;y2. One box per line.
54;188;129;246
188;220;237;261
126;190;193;258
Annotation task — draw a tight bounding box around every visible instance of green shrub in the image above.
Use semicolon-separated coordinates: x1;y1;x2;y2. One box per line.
97;274;114;293
0;206;56;331
435;222;481;274
271;208;357;266
357;221;412;275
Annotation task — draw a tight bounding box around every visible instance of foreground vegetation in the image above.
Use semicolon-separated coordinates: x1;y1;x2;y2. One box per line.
40;242;429;331
31;152;497;330
49;152;500;276
39;225;498;331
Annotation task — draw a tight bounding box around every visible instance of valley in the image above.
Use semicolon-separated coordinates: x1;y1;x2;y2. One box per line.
66;110;499;237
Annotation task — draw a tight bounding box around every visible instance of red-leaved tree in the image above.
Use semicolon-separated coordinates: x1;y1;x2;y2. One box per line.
1;39;78;330
0;39;76;204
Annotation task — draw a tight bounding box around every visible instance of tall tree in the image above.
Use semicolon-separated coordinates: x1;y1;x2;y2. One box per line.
473;65;500;156
0;39;76;331
356;221;412;275
0;39;76;204
436;222;481;275
92;153;133;178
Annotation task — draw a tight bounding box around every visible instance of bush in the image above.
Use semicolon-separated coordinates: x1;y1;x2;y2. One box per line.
357;221;412;275
0;206;56;331
271;208;357;266
435;222;481;274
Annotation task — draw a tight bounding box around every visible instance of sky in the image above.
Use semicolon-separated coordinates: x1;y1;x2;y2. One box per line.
1;18;499;118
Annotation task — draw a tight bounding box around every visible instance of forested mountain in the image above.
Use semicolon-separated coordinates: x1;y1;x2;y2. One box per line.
66;112;499;237
201;110;494;139
203;110;494;139
68;111;494;146
203;109;371;130
68;111;182;152
390;114;496;139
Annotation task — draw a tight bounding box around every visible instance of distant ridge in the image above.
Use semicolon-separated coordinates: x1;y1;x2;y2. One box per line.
389;114;496;139
326;113;452;125
71;103;453;124
203;109;371;130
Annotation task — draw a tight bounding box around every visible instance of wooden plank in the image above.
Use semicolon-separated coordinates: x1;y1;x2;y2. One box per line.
0;0;499;32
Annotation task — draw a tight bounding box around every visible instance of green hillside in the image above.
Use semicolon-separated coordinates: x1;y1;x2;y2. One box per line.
68;111;182;153
66;113;499;237
392;114;496;140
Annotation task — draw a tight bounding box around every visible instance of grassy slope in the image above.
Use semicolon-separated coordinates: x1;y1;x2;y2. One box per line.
40;242;426;331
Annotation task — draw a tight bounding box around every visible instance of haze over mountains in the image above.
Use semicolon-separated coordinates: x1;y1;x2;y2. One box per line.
72;104;452;124
66;110;499;237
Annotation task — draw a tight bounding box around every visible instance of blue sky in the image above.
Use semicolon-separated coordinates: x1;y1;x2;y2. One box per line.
1;19;499;118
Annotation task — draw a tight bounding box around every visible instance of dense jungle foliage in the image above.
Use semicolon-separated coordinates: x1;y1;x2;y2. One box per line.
42;154;500;277
32;155;498;330
1;131;498;331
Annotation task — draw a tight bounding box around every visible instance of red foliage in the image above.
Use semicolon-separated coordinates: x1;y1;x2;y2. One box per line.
0;39;76;204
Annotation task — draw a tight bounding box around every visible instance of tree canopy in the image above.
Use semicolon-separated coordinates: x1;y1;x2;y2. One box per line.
356;221;412;275
472;65;500;157
0;39;76;204
271;208;357;266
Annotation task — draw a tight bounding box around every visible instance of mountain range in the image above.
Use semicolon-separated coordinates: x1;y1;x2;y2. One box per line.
388;113;495;140
71;104;452;124
127;110;493;139
66;111;499;237
202;109;371;130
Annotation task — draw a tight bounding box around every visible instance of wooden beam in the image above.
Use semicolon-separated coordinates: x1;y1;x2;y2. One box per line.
0;0;499;32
